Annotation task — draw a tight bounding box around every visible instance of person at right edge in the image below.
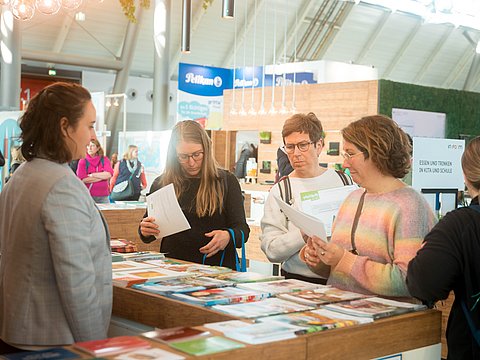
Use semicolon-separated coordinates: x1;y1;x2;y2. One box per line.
261;112;354;284
138;120;249;270
407;136;480;360
301;115;436;296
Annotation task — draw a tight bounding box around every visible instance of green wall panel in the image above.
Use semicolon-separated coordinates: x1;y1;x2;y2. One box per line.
378;79;480;139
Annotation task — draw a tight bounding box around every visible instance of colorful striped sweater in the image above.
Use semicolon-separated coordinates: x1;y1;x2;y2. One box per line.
326;187;437;297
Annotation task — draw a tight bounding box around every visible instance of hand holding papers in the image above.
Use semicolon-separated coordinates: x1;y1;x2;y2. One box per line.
274;195;327;241
146;183;191;239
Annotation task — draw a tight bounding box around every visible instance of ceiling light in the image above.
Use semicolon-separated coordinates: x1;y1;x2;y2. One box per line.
10;0;35;21
35;0;61;15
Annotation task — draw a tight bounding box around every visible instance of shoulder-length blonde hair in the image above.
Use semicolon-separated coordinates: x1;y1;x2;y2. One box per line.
161;120;224;217
123;145;138;160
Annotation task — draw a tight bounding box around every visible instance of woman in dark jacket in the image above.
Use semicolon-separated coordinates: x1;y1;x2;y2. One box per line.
139;120;249;270
407;136;480;360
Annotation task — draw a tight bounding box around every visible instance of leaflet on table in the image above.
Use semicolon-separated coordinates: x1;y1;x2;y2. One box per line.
299;185;357;237
273;194;327;240
146;183;190;238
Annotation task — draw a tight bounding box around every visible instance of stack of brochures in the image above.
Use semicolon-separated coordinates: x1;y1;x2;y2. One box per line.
321;297;427;320
277;286;368;306
132;276;234;295
170;286;271;306
237;278;321;295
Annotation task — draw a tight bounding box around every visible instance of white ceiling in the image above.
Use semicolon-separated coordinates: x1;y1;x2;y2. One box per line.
14;0;480;92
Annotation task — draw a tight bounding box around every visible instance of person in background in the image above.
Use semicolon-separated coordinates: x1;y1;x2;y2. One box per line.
138;120;250;270
4;147;25;183
110;152;118;170
302;115;436;297
261;112;353;285
407;137;480;359
0;82;112;353
234;142;257;179
0;150;4;167
76;139;113;204
110;145;147;201
275;145;293;182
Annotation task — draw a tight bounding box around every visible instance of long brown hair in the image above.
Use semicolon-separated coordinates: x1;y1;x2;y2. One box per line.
20;82;91;163
89;138;104;157
161;120;224;217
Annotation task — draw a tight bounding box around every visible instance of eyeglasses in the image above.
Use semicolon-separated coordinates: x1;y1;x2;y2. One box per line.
177;151;204;163
283;141;316;154
341;151;364;160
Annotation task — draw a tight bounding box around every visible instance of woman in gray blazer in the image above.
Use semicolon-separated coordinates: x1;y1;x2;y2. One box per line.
0;82;112;352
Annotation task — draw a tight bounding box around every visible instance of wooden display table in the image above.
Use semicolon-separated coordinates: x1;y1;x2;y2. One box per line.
100;206;161;252
112;285;441;359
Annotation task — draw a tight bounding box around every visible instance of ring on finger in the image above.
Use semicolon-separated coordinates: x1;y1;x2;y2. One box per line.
321;251;326;256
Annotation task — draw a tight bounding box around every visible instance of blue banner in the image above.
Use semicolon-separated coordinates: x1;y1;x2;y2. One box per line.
178;63;232;97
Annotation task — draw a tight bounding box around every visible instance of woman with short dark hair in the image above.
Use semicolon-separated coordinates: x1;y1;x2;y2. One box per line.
0;82;112;352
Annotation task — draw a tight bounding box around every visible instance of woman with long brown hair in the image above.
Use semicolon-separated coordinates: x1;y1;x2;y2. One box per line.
139;120;249;269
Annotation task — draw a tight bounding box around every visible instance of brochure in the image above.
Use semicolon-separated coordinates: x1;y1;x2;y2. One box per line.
237;279;321;295
142;326;210;344
273;194;327;240
169;336;245;356
114;348;185;360
170;286;271;306
73;336;151;357
277;286;367;306
146;183;191;239
322;297;426;319
222;321;305;344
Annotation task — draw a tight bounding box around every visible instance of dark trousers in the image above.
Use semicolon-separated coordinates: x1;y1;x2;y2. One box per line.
0;339;25;355
281;269;328;285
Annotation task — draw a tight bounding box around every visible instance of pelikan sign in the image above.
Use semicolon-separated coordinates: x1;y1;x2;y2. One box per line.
179;63;232;97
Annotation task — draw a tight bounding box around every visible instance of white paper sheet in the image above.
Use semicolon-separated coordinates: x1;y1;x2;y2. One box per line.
146;183;191;238
274;195;327;241
299;185;357;236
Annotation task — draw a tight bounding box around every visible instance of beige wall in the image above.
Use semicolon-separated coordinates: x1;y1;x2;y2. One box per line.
219;80;379;182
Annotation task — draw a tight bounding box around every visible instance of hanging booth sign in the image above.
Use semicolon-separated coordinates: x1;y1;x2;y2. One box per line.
177;63;232;129
233;66;263;88
264;72;316;87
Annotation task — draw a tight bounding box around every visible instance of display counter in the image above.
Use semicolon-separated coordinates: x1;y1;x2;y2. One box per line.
100;206;161;252
112;285;441;359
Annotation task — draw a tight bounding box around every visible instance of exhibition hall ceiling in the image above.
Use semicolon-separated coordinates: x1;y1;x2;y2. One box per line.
15;0;480;93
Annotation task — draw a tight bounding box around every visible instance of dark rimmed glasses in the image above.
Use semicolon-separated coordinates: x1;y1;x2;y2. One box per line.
177;151;204;163
282;141;316;154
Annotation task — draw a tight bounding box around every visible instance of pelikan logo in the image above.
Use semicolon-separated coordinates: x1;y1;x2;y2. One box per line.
185;73;222;87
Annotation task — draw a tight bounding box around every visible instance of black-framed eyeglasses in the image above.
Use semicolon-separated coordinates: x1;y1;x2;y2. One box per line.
341;151;364;160
177;151;204;163
282;141;316;154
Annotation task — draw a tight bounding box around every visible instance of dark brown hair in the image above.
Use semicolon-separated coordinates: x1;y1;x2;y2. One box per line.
342;115;412;178
281;112;324;144
462;136;480;190
20;82;91;163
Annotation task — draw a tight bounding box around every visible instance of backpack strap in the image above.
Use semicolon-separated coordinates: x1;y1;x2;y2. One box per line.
277;175;293;205
335;169;353;185
85;159;90;173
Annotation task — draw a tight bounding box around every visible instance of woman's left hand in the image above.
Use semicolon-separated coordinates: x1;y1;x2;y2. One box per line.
311;236;345;268
200;230;230;258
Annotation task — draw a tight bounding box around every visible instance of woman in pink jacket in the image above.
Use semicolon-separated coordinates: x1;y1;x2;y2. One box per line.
77;139;113;203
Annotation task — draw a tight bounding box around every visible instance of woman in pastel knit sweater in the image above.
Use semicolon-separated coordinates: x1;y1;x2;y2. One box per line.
301;115;436;297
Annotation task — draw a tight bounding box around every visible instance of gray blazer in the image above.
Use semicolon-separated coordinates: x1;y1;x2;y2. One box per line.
0;158;112;346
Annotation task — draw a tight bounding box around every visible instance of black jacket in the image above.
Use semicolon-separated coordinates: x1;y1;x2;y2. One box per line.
407;196;480;360
0;150;4;167
139;169;250;270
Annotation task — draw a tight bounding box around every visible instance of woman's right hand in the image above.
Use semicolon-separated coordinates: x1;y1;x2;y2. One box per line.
140;216;160;237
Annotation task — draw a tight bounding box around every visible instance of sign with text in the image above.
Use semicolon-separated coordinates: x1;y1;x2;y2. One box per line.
412;137;465;191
